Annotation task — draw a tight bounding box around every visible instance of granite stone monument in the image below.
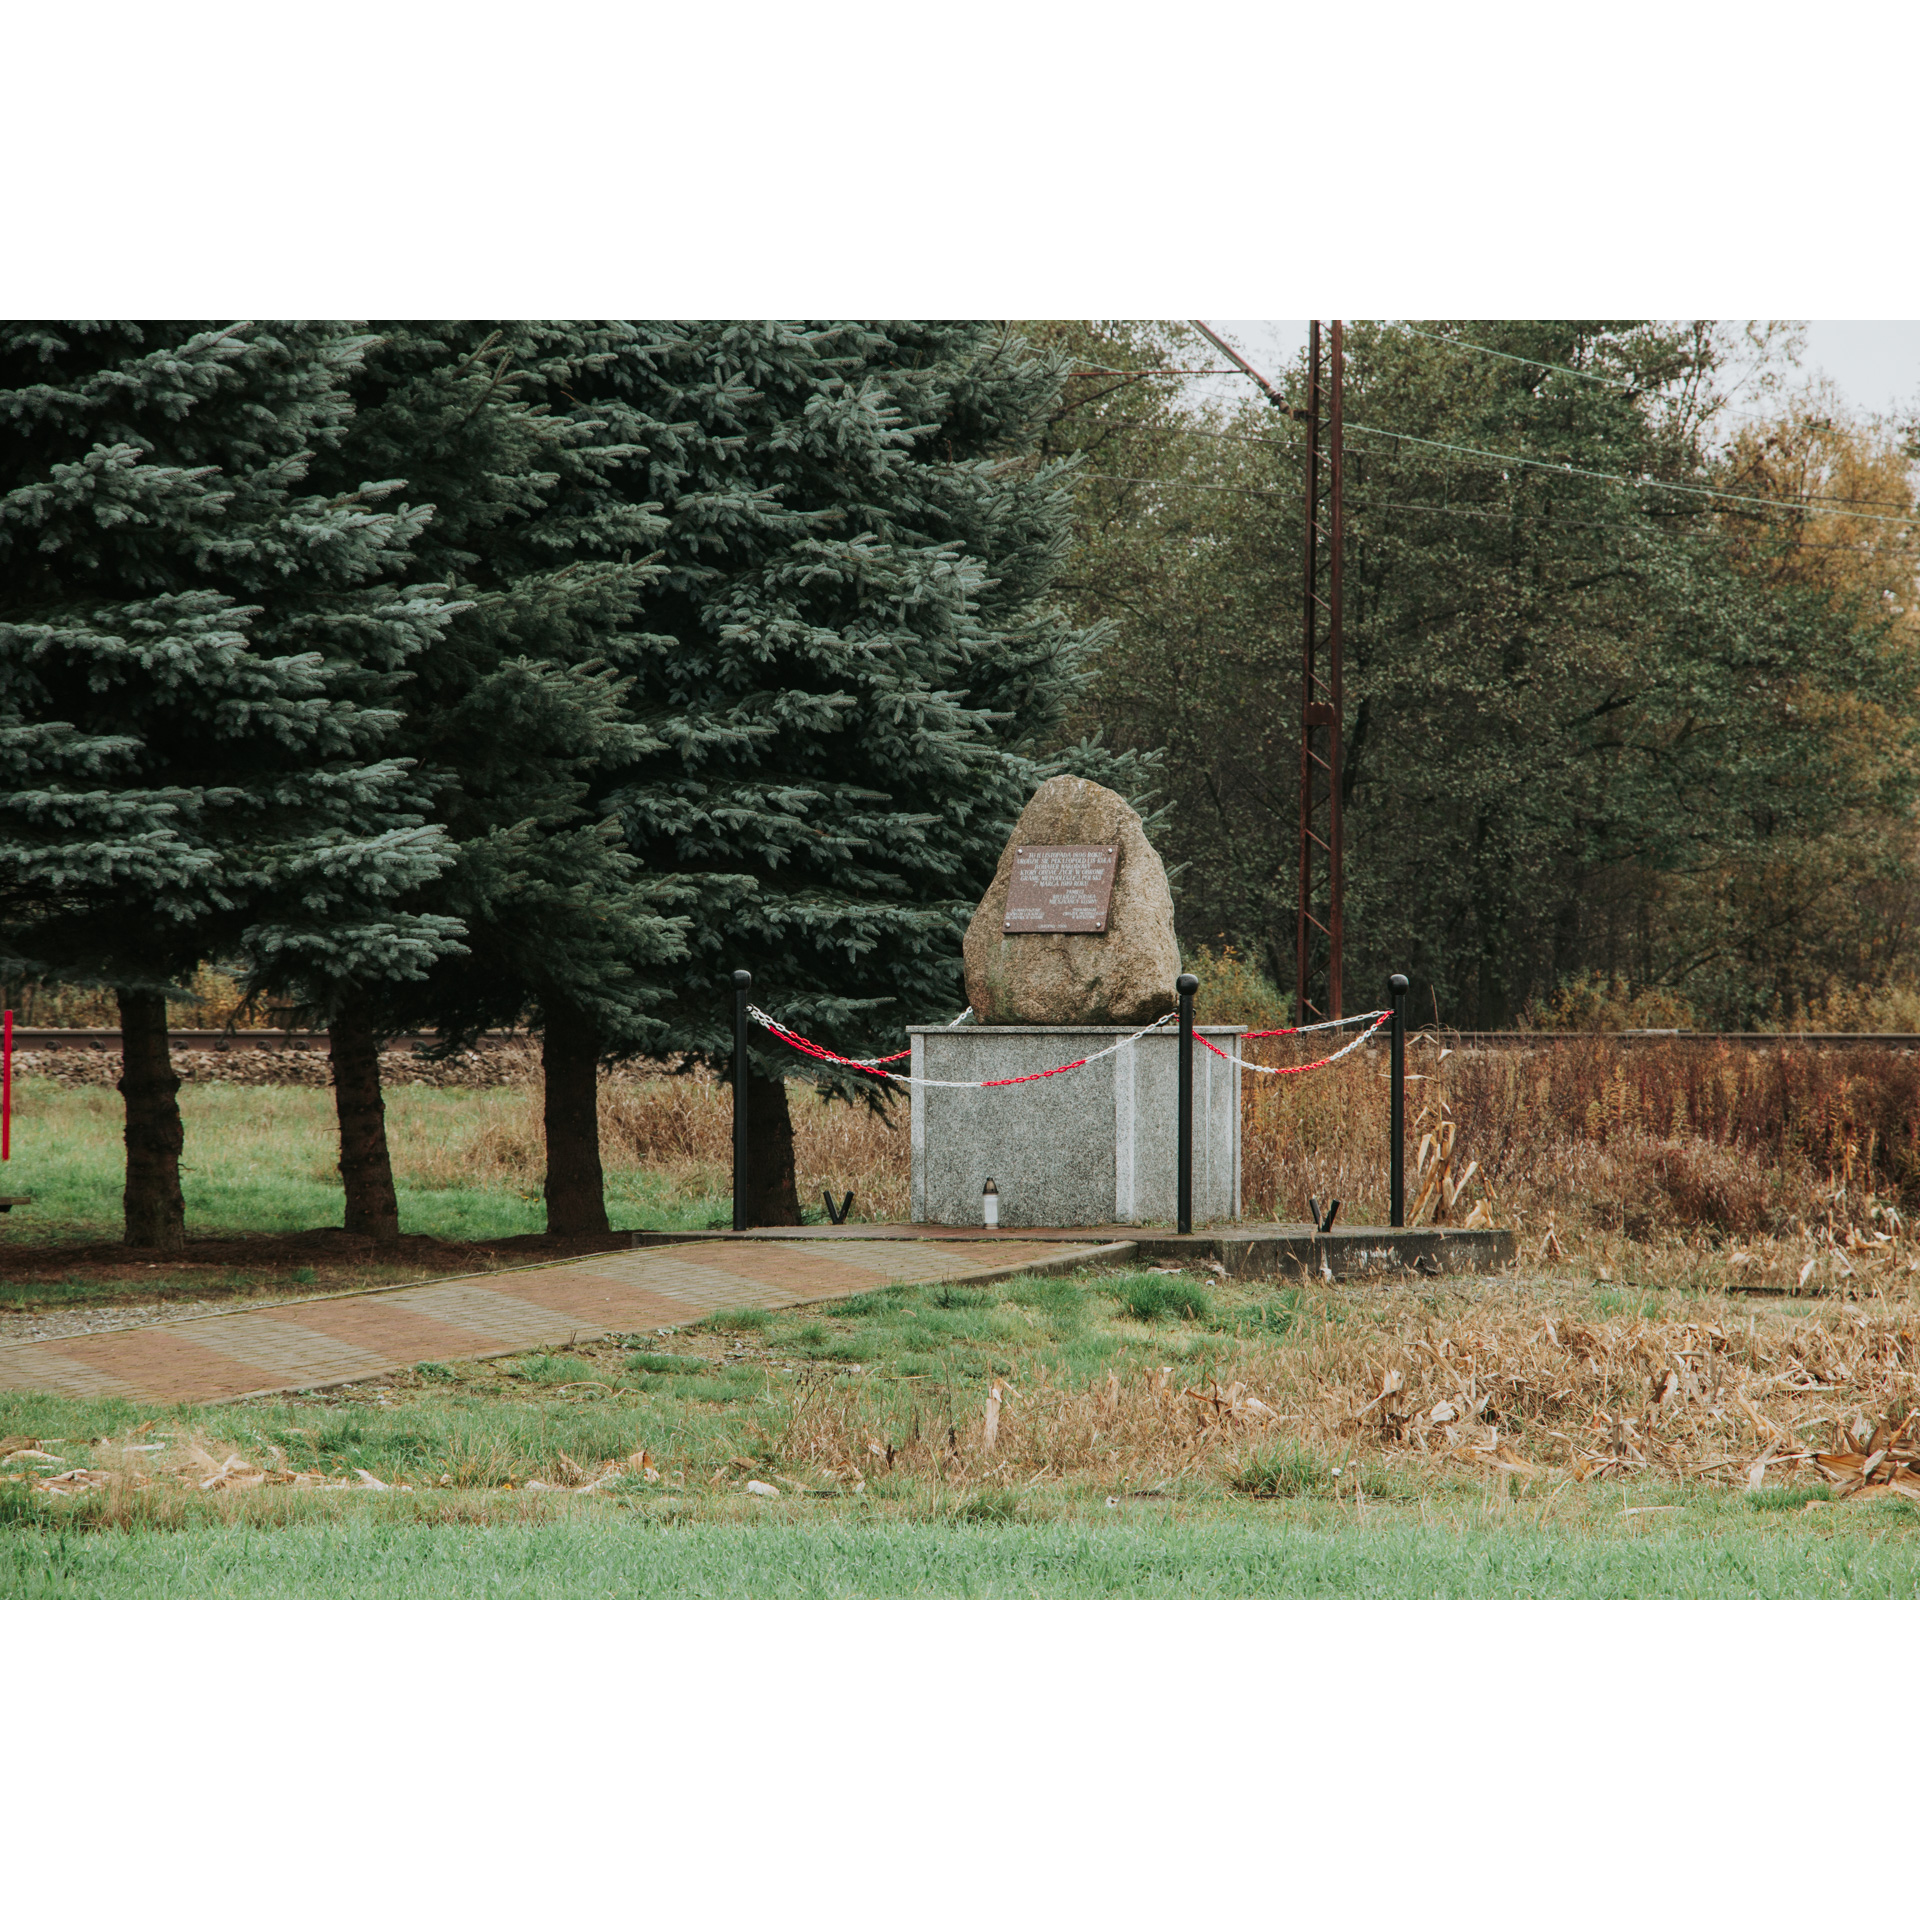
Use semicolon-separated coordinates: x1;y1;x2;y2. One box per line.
963;776;1181;1026
913;778;1242;1227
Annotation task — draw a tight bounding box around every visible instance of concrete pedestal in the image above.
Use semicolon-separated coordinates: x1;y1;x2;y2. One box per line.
908;1024;1244;1228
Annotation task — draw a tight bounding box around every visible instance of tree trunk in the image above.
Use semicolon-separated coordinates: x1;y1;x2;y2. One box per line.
330;999;399;1243
118;987;185;1252
744;1062;801;1226
543;998;609;1236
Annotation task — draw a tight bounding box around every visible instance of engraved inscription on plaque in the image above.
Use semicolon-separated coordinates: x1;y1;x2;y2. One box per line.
1002;844;1120;934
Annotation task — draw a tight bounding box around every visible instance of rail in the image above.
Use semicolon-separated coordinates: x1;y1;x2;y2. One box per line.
2;1028;523;1052
11;1026;1913;1053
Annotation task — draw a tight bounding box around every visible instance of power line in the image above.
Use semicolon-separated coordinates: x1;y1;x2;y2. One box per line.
1129;421;1291;447
1343;423;1920;527
1077;423;1920;522
1395;324;1637;392
1360;497;1760;538
1194;318;1651;395
1065;366;1238;378
1079;329;1649;396
1085;340;1920;517
1361;499;1918;564
1353;464;1920;527
1074;473;1277;497
1072;474;1917;558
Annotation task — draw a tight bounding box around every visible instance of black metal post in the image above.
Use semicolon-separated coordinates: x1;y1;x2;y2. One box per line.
732;970;751;1232
1176;972;1198;1234
1389;972;1408;1227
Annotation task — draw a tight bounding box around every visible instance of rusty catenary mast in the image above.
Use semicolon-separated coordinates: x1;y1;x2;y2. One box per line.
1189;320;1346;1023
1296;320;1344;1023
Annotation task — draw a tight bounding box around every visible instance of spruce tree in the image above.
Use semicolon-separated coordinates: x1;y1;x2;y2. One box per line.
566;323;1147;1222
0;322;460;1249
300;324;690;1238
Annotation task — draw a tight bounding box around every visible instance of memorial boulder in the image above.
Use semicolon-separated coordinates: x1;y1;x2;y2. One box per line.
963;777;1180;1025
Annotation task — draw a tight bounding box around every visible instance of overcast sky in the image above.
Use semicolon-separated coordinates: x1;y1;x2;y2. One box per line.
1195;321;1920;425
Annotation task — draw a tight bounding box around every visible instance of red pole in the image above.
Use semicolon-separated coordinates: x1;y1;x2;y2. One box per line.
1297;322;1320;1026
1327;319;1345;1021
3;1008;11;1161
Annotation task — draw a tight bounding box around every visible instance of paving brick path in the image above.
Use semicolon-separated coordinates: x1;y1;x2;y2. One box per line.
0;1237;1121;1406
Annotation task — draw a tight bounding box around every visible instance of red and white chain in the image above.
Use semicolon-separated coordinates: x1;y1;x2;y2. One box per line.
749;1003;1389;1090
1197;1008;1391;1076
749;1004;1176;1090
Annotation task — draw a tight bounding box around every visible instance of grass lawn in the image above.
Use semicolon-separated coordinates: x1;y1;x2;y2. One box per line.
5;1260;1916;1597
8;1499;1918;1598
2;1081;727;1248
0;1081;735;1312
7;1074;1916;1599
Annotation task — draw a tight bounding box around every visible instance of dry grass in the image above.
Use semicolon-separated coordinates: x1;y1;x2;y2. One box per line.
393;1070;911;1221
380;984;1920;1256
0;1433;636;1532
602;1075;911;1222
756;1270;1920;1504
14;1260;1920;1529
1189;941;1920;1243
1235;1033;1920;1253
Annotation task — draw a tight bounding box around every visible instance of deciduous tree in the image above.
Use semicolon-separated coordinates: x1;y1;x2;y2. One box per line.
1056;320;1919;1027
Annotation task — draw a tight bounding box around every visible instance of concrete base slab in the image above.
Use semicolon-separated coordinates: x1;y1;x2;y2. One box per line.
1123;1226;1516;1280
632;1224;1517;1281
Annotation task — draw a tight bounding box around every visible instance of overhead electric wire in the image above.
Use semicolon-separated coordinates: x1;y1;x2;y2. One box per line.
1073;473;1277;496
1073;457;1920;531
1342;423;1920;527
1355;497;1846;541
1078;333;1920;519
1237;420;1911;515
1192;315;1641;396
1078;421;1918;521
1394;324;1637;391
1066;366;1239;377
1070;474;1914;558
1126;421;1290;448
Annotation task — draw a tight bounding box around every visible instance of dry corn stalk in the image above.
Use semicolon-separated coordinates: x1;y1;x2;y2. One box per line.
1439;1159;1479;1222
1807;1407;1920;1501
1409;1115;1455;1225
1407;1106;1482;1226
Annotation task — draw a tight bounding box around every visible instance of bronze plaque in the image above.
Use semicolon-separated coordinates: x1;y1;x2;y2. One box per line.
1002;843;1119;934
